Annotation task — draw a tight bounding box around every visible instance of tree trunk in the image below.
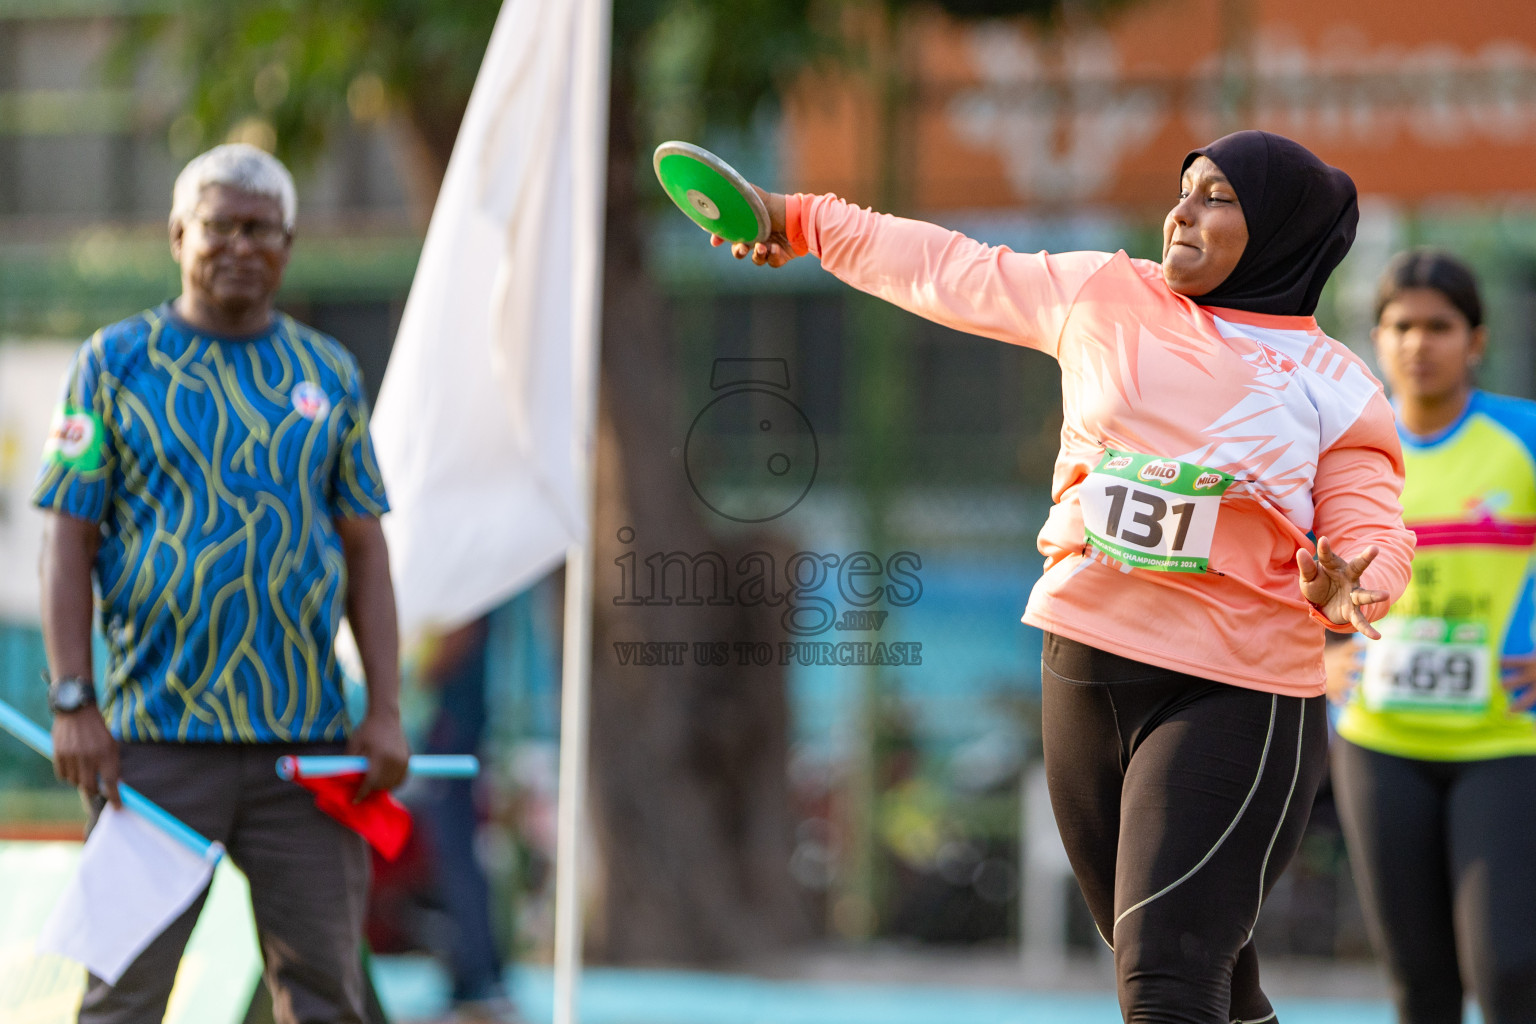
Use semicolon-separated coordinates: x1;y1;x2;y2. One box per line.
391;114;451;227
402;68;807;962
581;73;809;963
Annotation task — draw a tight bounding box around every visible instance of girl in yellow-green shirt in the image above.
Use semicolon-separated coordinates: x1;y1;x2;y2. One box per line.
1331;249;1536;1024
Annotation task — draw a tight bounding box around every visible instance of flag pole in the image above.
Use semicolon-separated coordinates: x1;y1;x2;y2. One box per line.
553;538;593;1024
553;0;611;1021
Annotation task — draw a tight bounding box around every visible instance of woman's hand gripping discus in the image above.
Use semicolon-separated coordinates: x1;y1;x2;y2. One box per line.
712;186;796;267
1297;536;1389;640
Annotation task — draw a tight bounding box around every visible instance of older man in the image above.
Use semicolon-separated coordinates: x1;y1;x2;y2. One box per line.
34;143;409;1024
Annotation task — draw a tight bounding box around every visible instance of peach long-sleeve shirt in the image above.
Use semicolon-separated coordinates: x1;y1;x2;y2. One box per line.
787;193;1413;697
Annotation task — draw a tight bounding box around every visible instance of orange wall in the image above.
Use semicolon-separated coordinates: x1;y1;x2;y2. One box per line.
786;0;1536;212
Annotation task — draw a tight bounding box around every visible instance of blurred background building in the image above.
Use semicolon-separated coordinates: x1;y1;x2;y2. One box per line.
3;0;1536;1005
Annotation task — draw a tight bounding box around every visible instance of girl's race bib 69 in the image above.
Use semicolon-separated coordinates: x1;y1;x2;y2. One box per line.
1361;617;1491;713
1080;449;1234;573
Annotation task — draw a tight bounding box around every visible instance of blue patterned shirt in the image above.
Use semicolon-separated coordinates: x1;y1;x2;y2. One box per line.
32;305;390;743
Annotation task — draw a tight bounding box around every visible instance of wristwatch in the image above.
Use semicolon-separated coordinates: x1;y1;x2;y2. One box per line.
48;676;97;715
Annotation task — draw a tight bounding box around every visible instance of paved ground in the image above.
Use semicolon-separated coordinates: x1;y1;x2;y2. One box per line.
744;945;1392;1000
378;945;1422;1024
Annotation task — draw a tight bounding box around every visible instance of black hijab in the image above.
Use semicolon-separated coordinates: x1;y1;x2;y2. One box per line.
1181;131;1358;317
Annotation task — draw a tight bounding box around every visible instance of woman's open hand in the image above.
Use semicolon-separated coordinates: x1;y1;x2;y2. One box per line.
1297;536;1389;640
711;186;796;268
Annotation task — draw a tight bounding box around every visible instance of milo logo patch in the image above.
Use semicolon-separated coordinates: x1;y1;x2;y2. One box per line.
1409;619;1442;641
1193;471;1225;490
1451;622;1485;644
1137;460;1180;484
1105;455;1133;471
51;413;95;459
44;406;105;471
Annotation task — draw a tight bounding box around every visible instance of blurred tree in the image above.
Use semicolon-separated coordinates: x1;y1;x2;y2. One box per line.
125;0;1143;963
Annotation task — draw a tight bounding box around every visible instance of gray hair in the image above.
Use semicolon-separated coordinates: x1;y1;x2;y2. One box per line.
171;143;297;230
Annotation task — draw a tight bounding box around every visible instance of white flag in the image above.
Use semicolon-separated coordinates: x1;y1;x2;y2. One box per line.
37;805;221;984
371;0;608;638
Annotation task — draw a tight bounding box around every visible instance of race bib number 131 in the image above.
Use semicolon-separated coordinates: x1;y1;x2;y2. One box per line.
1080;450;1234;572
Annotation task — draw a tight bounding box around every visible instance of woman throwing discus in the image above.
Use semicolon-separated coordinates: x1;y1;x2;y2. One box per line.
713;130;1414;1024
1328;251;1536;1024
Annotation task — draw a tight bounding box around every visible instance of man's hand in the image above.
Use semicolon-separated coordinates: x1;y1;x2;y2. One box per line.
1298;536;1390;640
334;515;407;800
53;708;121;807
347;709;409;801
1502;654;1536;713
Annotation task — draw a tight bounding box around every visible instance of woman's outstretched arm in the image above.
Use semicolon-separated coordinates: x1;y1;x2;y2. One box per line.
715;187;1115;358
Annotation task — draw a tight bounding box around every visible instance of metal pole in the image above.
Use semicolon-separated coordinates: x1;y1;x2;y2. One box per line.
552;0;611;1021
553;540;594;1024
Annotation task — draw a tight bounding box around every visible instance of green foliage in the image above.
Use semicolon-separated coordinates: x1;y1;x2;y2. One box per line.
630;0;839;151
123;0;501;171
627;0;1145;164
124;0;1149;185
121;0;832;173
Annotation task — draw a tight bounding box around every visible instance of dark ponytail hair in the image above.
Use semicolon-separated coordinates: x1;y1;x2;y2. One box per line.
1374;249;1484;329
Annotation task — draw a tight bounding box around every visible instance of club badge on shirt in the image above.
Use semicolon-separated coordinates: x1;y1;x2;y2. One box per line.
43;404;106;471
291;381;331;421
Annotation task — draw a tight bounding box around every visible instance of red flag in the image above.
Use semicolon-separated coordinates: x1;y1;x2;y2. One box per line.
289;772;412;861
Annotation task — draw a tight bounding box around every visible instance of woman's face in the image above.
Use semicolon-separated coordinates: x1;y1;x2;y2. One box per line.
1162;156;1249;298
1374;287;1485;404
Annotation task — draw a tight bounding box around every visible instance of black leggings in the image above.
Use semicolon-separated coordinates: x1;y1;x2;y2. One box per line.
1042;633;1329;1024
1332;739;1536;1024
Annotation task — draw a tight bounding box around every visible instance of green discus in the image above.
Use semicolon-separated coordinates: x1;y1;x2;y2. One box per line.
653;141;770;245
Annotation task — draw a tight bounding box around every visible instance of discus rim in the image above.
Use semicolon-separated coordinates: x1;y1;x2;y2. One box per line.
653;141;771;246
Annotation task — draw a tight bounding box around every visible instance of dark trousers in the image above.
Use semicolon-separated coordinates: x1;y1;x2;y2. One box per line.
417;619;506;1003
1042;633;1329;1024
77;742;370;1024
1333;739;1536;1024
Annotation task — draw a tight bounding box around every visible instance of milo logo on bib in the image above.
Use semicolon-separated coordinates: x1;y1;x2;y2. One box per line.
1137;460;1180;484
1079;449;1235;573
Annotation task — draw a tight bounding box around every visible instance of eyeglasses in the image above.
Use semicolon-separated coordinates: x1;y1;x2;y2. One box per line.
194;217;290;249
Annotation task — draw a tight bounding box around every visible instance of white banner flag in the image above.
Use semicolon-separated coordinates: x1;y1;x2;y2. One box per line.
371;0;608;638
36;805;221;985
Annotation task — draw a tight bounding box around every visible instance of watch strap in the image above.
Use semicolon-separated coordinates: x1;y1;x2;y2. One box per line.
48;676;98;714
